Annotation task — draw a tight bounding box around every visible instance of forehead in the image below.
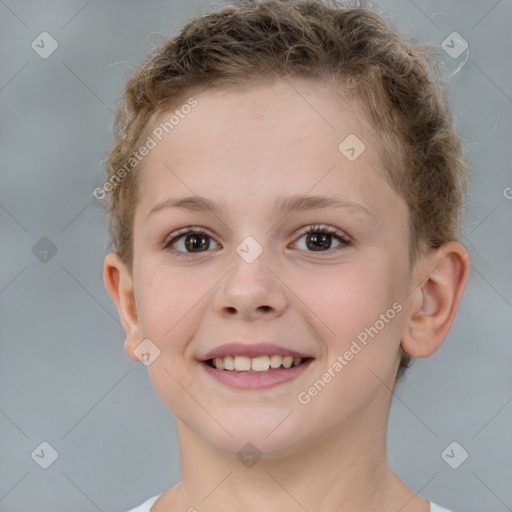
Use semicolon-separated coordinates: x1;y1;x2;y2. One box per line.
152;80;367;162
136;79;402;226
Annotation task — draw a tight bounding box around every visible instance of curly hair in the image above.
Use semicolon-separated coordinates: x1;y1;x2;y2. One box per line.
102;0;469;379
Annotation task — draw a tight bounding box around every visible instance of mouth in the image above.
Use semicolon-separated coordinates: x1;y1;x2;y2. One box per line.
199;353;315;390
205;354;312;372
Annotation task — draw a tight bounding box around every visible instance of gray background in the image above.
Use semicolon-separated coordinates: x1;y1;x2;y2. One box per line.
1;0;511;511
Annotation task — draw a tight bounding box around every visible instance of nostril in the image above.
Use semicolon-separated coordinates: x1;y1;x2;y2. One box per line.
258;305;272;312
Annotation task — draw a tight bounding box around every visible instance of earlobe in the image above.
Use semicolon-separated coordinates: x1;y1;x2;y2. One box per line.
401;241;470;358
103;253;141;361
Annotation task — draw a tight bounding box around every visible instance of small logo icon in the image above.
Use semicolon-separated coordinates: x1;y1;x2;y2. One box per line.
237;442;262;468
31;32;59;59
32;237;58;262
503;186;512;200
236;236;263;264
31;441;59;469
134;338;161;366
441;32;468;59
338;134;365;161
441;441;469;469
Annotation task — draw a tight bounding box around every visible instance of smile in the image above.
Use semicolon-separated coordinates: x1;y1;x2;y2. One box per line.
201;356;314;390
207;354;307;372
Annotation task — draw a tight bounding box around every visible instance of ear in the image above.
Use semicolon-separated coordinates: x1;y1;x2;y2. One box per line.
401;241;470;358
103;252;140;362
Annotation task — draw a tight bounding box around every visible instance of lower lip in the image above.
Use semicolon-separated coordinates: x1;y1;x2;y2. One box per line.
199;359;314;390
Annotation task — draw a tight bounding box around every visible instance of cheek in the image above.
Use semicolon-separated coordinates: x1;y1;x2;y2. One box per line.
296;261;398;329
292;260;404;373
134;264;206;413
293;264;404;420
134;263;203;350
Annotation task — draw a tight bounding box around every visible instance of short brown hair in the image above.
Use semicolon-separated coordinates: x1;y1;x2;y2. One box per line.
102;0;469;378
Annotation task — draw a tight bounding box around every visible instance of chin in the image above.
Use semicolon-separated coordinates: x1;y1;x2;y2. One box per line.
198;414;315;459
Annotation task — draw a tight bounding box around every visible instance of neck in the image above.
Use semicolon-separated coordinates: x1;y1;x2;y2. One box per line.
157;391;429;512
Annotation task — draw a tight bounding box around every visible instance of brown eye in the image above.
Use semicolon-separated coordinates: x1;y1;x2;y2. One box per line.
165;228;220;254
292;225;351;253
305;232;334;251
184;233;210;252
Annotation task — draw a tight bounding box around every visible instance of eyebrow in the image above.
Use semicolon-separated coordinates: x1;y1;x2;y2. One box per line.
148;194;377;225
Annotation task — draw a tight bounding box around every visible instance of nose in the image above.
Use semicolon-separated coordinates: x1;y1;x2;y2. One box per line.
213;249;288;321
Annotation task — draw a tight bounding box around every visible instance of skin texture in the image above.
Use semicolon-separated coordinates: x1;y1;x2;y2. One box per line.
104;79;470;512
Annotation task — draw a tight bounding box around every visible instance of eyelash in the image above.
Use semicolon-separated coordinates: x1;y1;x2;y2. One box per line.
163;224;352;256
163;227;208;251
298;224;352;249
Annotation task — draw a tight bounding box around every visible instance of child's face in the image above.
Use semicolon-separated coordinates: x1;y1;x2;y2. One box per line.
124;80;416;454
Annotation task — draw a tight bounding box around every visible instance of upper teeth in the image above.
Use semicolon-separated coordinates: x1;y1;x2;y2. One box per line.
211;355;303;372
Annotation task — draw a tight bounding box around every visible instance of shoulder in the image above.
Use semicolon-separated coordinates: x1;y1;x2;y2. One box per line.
126;495;455;512
125;494;163;512
430;503;455;512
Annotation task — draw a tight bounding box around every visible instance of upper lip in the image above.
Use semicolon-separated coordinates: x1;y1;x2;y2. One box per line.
199;342;314;361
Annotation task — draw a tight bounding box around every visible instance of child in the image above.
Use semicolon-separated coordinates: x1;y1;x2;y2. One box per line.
101;1;470;510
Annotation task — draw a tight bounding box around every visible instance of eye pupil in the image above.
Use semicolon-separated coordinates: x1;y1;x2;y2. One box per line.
185;234;209;252
306;232;331;251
